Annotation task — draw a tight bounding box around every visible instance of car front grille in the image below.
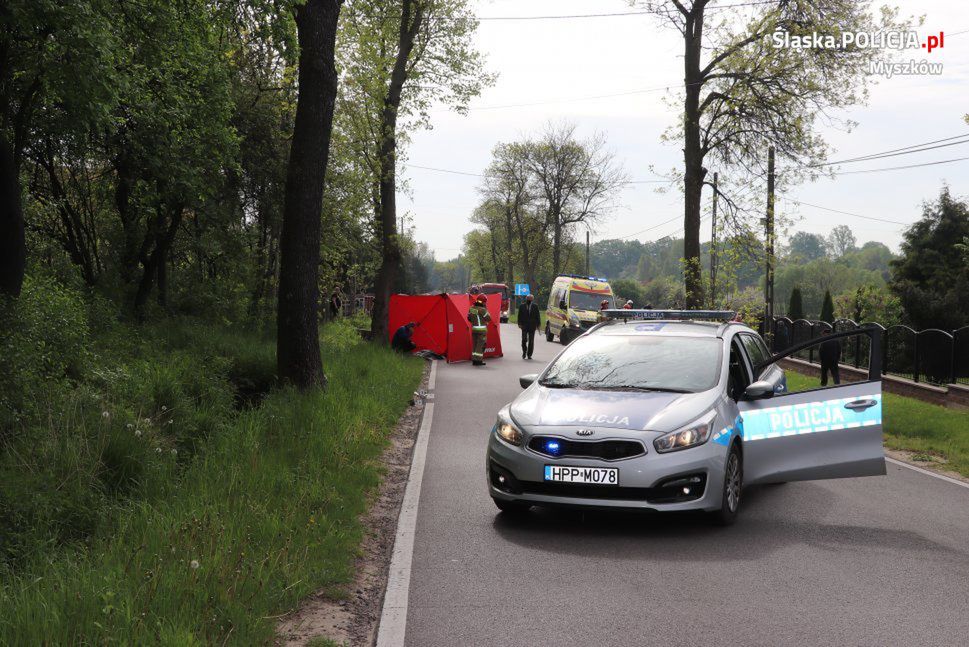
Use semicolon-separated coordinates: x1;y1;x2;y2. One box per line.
520;481;653;500
527;436;645;461
519;473;707;504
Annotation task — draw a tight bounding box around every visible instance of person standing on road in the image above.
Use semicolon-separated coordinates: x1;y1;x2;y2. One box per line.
468;294;491;366
517;294;541;359
819;328;842;386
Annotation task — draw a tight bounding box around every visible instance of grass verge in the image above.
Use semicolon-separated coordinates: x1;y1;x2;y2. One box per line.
785;371;969;478
0;320;423;644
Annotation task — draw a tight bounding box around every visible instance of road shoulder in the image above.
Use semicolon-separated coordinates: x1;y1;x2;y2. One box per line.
277;359;432;646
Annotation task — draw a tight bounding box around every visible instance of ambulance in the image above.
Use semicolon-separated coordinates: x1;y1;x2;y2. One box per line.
544;275;615;344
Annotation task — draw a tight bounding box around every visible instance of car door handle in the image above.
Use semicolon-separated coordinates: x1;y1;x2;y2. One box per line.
844;399;877;412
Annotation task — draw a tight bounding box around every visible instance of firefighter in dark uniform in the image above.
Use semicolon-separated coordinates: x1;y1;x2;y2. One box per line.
468;293;491;366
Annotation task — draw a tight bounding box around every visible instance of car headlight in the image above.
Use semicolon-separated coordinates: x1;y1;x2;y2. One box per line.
568;312;580;327
495;416;523;446
654;413;716;453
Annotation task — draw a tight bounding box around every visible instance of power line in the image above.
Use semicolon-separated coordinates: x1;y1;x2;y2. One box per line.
779;197;909;225
811;133;969;166
832;155;969;176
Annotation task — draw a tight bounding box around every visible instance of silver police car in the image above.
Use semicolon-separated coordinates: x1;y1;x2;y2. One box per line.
486;311;886;524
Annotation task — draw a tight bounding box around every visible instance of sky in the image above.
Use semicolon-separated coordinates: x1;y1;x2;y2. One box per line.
396;0;969;261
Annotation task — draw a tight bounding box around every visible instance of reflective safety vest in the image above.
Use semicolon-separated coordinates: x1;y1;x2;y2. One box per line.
469;306;489;333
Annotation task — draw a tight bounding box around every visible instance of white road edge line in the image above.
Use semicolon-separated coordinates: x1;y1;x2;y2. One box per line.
886;456;969;490
376;361;437;647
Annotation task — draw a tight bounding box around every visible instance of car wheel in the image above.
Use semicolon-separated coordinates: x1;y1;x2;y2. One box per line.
560;328;570;345
545;323;554;342
711;444;743;526
492;497;531;515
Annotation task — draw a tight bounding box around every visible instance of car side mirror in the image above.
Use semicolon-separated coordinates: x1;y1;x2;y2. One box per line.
519;373;539;389
744;380;775;400
559;299;566;309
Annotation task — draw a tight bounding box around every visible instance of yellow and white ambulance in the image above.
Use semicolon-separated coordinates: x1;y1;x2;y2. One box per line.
545;275;615;344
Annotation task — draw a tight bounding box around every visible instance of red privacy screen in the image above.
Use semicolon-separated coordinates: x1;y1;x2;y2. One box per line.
388;293;503;362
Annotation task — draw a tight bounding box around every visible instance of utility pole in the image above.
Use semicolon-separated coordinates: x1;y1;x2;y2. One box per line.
765;146;776;339
585;230;590;276
710;172;718;308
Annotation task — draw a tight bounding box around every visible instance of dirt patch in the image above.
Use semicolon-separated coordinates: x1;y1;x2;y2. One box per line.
886;448;969;485
276;360;431;646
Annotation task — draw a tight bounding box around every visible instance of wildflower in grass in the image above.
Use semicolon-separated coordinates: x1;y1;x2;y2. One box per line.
155;447;162;453
168;420;173;425
190;559;200;570
171;448;177;456
126;423;134;430
101;411;110;420
161;405;168;412
135;430;142;438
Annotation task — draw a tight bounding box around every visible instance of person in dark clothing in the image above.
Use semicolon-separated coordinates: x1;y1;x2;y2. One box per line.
329;289;343;319
392;322;417;353
517;294;541;359
819;328;841;386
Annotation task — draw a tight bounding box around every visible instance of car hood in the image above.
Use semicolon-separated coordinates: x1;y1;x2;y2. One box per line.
510;386;719;433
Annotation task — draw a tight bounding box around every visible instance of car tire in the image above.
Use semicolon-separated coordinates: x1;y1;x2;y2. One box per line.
710;444;743;526
492;497;531;515
560;329;570;345
545;323;554;342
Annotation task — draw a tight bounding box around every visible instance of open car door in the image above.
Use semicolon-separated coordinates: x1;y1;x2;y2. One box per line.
739;327;886;485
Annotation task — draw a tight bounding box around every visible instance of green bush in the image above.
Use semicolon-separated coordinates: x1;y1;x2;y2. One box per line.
0;275;90;429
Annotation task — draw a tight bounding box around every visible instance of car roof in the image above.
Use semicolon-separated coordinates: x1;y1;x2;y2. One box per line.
592;320;752;338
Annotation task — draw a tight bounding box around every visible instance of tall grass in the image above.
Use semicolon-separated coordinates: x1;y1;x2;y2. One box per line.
0;316;423;644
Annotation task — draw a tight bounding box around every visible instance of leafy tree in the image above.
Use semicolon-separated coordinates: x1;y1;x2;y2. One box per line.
820;289;835;323
277;0;342;388
891;187;969;329
835;285;901;325
589;239;645;280
787;287;804;320
630;0;908;307
0;0;120;296
523;123;626;278
338;0;492;342
610;279;645;307
786;232;827;263
827;224;858;258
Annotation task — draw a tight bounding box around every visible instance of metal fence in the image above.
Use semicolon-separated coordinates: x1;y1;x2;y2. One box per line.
763;317;969;387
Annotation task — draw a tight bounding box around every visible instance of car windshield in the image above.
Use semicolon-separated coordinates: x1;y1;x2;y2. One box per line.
569;290;610;311
480;285;507;297
540;335;721;393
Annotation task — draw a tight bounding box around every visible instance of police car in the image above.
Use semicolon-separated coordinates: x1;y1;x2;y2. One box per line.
486;310;886;524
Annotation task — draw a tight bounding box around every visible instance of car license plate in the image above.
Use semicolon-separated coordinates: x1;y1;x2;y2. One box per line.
544;465;618;485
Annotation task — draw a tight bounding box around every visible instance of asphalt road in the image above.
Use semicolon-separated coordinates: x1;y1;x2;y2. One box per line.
403;324;969;646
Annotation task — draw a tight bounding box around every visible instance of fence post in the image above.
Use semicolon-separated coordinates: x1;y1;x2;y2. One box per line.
913;332;920;383
950;329;956;385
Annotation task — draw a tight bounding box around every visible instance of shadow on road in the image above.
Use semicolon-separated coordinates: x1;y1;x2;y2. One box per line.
490;482;966;565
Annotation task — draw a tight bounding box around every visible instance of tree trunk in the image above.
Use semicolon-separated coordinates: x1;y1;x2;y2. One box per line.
369;0;424;343
276;0;341;389
551;221;562;278
0;132;25;297
682;9;706;309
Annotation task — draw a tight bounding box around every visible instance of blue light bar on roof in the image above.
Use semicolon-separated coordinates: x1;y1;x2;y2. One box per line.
603;309;737;322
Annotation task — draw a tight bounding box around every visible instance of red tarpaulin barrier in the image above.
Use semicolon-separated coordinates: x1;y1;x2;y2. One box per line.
389;293;503;363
